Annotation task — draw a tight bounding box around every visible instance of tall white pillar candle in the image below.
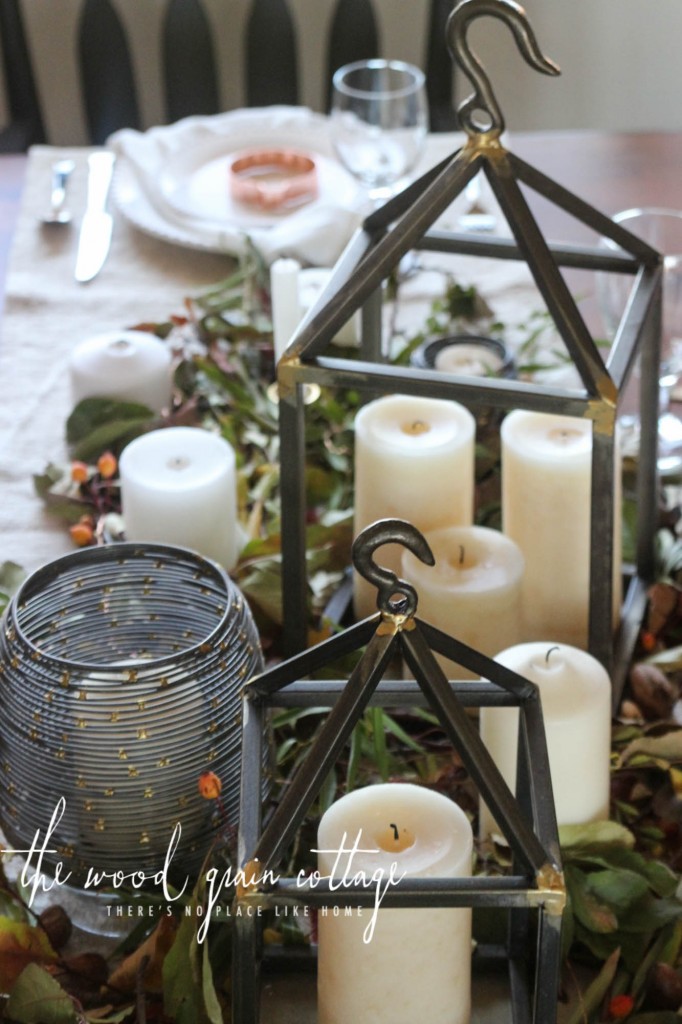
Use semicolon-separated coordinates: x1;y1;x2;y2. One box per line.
501;411;621;648
299;267;360;347
479;642;612;839
270;257;302;362
317;783;472;1024
401;525;524;679
69;330;172;413
353;394;476;619
119;427;239;569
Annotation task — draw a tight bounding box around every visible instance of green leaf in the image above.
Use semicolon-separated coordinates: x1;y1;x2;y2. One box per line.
566;865;619;933
0;561;26;597
201;938;223;1024
66;397;154;443
66;398;155;459
560;821;636;852
163;914;204;1024
619;730;682;766
586;868;650;913
563;947;621;1024
7;964;76;1023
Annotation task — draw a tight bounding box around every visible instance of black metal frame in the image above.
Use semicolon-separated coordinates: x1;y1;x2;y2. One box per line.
277;0;661;707
233;520;565;1024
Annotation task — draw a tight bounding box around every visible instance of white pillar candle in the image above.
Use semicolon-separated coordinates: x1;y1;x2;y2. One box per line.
401;525;524;680
317;783;472;1024
69;330;172;413
119;427;239;570
270;257;302;362
501;411;621;648
353;394;476;620
479;642;612;839
299;267;360;347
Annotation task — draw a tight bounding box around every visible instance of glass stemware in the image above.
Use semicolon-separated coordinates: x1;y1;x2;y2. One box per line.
330;58;428;203
598;207;682;474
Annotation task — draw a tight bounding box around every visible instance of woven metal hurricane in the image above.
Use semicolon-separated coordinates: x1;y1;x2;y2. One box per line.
277;0;661;702
0;543;263;887
233;520;565;1024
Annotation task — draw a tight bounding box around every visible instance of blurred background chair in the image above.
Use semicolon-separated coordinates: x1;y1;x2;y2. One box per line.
0;0;458;149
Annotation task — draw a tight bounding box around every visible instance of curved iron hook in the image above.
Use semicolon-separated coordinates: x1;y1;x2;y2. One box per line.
447;0;560;138
352;519;434;619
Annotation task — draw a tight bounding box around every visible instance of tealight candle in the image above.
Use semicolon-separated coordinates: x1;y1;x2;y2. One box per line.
501;411;621;648
298;267;360;347
69;330;172;413
401;525;525;679
435;342;504;375
353;394;476;620
270;257;302;362
479;642;612;839
317;783;472;1024
119;427;239;569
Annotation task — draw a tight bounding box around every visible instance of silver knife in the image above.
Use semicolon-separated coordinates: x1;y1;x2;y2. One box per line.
75;151;115;283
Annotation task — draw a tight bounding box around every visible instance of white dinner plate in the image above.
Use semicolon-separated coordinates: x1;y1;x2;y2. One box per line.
111;107;368;256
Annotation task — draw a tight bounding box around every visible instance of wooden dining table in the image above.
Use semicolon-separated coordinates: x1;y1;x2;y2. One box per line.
0;129;680;1022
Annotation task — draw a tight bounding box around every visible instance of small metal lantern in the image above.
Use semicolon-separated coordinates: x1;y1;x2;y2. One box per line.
0;542;263;886
277;0;661;700
233;520;565;1024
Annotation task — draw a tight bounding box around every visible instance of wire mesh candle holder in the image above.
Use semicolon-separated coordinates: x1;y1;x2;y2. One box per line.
0;542;263;891
276;0;662;700
233;520;565;1024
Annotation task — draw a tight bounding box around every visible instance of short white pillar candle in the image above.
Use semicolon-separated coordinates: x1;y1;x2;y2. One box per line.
270;257;302;362
317;783;472;1024
353;394;476;620
69;330;172;413
479;642;612;839
401;525;525;679
501;410;621;648
119;427;239;570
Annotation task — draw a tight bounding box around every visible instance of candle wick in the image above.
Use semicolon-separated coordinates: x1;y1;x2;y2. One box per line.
545;645;560;663
459;545;465;566
389;823;399;841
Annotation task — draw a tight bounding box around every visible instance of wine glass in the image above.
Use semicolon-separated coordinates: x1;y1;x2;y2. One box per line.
330;59;428;203
598;207;682;474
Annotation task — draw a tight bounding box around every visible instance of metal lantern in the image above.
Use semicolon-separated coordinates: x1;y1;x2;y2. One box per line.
0;542;263;886
277;0;661;700
233;520;565;1024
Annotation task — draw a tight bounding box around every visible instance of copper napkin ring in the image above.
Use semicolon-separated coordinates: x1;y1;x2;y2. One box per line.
228;148;318;211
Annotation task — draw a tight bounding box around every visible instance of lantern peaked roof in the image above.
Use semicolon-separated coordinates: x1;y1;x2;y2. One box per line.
280;0;662;413
243;520;562;882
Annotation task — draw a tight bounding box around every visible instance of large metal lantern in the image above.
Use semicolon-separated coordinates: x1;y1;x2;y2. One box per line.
277;0;661;699
233;520;565;1024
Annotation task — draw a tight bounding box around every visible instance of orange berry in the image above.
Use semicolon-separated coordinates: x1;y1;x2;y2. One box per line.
198;771;222;800
97;451;117;479
608;995;634;1020
71;461;89;484
640;630;657;653
70;522;94;547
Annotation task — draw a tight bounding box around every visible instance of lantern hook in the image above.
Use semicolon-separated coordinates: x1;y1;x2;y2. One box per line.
447;0;560;138
352;519;434;620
